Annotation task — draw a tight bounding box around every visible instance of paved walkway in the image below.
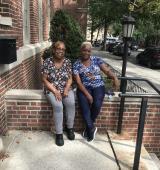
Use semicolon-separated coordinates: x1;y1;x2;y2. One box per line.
0;130;159;170
92;50;160;93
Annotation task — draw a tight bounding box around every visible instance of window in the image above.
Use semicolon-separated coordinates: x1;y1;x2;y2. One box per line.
38;0;43;42
22;0;30;45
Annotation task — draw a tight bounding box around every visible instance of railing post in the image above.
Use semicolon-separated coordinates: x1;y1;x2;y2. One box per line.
133;97;148;170
117;79;127;134
117;39;128;134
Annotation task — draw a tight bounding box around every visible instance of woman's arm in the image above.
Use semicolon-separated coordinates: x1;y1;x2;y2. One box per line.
63;75;72;97
74;74;93;104
100;63;119;91
42;73;62;100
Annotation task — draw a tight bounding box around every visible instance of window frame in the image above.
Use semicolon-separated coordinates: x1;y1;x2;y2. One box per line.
22;0;30;45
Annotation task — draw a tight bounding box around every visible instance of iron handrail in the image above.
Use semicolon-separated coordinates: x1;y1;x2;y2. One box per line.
117;77;160;170
119;77;160;95
119;93;160;98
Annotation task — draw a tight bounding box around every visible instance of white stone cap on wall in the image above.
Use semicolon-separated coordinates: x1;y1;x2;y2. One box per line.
0;15;12;26
5;89;160;103
5;89;46;100
0;137;3;152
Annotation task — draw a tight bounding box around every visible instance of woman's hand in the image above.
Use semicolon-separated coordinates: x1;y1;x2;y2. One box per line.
86;93;93;104
63;88;69;97
53;89;62;101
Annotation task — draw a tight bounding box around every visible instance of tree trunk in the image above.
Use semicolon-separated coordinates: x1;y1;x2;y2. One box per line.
95;27;100;41
91;21;94;44
102;18;108;51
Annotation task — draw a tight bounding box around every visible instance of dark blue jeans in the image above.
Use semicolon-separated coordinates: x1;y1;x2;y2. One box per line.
77;86;105;130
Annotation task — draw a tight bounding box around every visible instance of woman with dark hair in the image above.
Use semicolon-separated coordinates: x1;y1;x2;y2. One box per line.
41;41;75;146
73;42;119;142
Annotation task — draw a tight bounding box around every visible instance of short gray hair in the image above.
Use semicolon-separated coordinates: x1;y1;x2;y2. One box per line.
81;41;92;49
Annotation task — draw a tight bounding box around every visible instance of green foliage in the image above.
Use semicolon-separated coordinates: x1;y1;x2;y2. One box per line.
145;34;160;47
132;0;160;40
112;22;122;37
49;10;85;61
88;0;160;44
88;0;128;48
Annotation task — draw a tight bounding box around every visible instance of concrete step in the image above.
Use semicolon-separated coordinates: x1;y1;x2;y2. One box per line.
0;130;159;170
150;153;160;169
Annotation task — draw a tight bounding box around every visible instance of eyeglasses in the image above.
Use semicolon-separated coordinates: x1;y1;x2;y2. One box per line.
55;48;66;51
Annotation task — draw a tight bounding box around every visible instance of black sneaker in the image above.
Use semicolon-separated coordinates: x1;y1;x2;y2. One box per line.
82;128;88;139
55;134;64;146
66;128;75;140
87;127;97;142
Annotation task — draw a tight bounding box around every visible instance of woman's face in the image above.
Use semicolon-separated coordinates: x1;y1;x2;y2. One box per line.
54;43;65;59
80;45;91;61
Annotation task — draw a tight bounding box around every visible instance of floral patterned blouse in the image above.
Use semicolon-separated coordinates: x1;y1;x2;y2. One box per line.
73;56;105;88
41;57;72;94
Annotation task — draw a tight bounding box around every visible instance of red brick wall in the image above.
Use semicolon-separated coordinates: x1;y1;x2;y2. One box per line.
0;0;23;47
5;97;160;157
0;0;52;46
42;0;50;41
0;0;52;134
0;55;42;134
30;0;39;43
51;0;87;34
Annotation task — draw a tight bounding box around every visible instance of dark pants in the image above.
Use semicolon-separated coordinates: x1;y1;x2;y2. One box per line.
77;86;105;130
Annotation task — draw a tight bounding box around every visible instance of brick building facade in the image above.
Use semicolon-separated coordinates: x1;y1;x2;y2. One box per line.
0;0;88;134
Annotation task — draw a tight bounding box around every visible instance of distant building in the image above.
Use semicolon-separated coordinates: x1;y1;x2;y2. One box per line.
51;0;88;34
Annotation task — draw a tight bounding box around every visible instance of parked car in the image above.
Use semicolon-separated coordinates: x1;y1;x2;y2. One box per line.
113;43;131;56
92;40;101;47
107;42;117;52
136;47;160;68
105;37;119;51
130;42;139;51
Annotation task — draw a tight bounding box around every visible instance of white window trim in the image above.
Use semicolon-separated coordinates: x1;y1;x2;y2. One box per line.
0;41;51;76
0;15;12;26
38;0;43;42
47;0;51;29
22;0;30;45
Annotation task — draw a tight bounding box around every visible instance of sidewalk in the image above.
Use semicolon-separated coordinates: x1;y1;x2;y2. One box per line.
0;130;159;170
92;50;160;92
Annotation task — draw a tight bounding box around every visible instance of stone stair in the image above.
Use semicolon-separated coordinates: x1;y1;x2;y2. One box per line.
0;130;159;170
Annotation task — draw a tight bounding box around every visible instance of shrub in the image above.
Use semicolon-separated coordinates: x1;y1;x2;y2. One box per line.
49;10;85;62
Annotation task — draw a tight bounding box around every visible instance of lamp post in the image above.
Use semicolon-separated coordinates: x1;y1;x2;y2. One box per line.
117;15;135;134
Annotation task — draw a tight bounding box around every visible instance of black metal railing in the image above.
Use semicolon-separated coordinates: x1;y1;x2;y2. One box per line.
117;77;160;170
109;66;147;93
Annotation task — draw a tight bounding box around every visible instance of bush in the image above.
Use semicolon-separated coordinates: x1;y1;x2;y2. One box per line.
49;10;85;62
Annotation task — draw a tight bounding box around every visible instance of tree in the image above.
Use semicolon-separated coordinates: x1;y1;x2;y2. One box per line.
88;0;128;50
49;10;85;61
130;0;160;40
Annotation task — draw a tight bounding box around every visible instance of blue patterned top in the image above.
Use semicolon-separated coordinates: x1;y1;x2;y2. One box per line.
73;56;105;88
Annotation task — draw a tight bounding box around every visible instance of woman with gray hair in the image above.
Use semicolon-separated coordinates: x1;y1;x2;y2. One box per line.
73;41;119;142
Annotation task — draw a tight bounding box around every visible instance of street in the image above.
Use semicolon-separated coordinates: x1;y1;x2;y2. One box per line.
92;49;160;92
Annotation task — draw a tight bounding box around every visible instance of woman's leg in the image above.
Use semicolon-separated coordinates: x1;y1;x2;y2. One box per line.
77;89;94;130
63;90;75;129
46;92;63;134
91;86;105;122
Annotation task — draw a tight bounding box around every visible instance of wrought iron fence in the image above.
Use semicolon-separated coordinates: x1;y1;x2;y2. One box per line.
104;65;148;93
